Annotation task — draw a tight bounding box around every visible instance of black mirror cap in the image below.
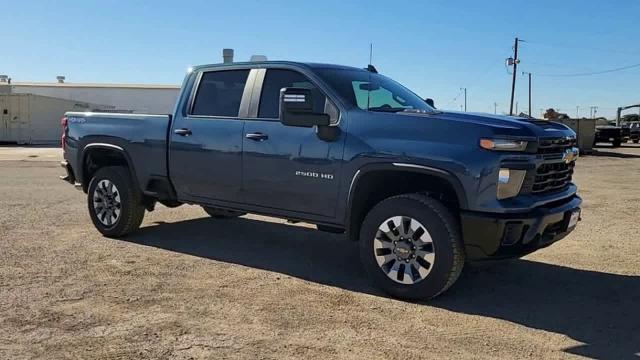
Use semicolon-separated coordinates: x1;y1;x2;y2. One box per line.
280;87;330;127
425;98;435;108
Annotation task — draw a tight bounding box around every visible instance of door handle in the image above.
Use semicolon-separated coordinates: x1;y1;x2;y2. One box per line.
174;128;192;136
245;132;269;141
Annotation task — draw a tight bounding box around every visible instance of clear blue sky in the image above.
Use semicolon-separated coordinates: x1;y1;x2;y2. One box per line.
2;0;640;118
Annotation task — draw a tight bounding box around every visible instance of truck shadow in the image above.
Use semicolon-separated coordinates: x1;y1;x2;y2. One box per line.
124;216;639;359
590;148;640;159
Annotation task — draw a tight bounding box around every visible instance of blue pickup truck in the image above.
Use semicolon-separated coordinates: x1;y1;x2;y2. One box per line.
60;61;581;299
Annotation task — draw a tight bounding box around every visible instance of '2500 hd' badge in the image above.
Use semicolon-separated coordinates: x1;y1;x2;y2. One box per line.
295;171;334;180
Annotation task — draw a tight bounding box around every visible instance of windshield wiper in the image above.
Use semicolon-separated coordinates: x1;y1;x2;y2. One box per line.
401;108;443;115
368;107;407;113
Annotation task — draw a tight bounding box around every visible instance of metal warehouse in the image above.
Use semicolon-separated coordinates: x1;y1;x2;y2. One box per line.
0;77;180;144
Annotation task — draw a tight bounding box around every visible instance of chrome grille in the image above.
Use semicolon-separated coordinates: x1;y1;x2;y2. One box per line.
531;161;574;194
537;137;576;157
520;137;577;195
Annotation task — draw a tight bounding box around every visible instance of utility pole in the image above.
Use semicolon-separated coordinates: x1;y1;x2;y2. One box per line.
494;102;497;114
522;71;532;118
590;106;598;119
460;87;467;111
576;106;579;118
508;37;522;115
460;105;463;111
516;101;519;114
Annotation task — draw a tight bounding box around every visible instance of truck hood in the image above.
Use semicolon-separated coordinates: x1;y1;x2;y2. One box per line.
417;111;575;139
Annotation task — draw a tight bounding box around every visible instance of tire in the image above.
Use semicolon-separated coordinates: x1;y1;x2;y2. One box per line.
87;166;145;237
613;139;621;147
633;139;639;144
359;193;464;300
202;207;245;219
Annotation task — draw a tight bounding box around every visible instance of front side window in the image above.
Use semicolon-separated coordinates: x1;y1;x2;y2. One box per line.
258;69;326;118
191;69;250;117
315;68;435;113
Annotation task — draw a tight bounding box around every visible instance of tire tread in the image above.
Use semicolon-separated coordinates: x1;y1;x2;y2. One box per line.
88;166;145;237
359;192;465;299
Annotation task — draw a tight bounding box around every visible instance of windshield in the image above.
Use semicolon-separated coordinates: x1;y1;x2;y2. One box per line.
315;68;436;113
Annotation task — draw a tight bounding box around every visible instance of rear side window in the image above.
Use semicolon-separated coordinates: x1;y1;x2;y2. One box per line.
191;70;249;117
258;69;326;118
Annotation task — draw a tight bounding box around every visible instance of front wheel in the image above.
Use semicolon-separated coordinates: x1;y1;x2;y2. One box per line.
87;166;145;237
359;194;465;300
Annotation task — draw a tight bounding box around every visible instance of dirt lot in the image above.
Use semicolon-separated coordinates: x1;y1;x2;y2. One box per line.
1;145;639;359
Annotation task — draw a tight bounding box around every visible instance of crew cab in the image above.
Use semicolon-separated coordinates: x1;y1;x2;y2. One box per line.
60;61;582;299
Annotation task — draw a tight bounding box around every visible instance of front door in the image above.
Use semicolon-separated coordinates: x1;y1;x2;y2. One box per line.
169;69;252;203
241;68;344;217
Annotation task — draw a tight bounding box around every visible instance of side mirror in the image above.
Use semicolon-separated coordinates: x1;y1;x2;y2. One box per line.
425;98;435;108
280;88;330;127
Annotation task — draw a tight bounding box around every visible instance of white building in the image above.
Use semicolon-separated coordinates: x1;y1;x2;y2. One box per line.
0;78;180;144
10;81;180;114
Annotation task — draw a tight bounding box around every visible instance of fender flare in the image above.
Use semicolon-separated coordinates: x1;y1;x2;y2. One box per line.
79;142;139;192
345;162;468;224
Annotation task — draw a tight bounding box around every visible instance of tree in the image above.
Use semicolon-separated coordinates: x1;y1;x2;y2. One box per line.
622;114;640;123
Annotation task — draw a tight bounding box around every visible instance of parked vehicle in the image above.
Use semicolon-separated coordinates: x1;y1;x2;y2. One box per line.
60;61;582;300
595;119;627;147
628;122;639;143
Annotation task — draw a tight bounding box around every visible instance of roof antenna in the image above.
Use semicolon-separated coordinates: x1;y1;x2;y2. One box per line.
367;43;373;111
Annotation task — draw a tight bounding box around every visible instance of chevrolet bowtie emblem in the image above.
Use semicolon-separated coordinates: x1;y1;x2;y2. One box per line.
563;147;579;164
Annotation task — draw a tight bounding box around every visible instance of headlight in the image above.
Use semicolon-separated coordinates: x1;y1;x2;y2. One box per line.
480;138;528;151
497;168;526;199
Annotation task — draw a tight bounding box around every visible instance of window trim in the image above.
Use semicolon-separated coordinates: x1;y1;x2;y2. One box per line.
249;66;341;125
186;68;256;119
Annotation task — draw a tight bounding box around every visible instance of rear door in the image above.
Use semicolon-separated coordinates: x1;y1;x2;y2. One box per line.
169;68;254;203
241;67;344;217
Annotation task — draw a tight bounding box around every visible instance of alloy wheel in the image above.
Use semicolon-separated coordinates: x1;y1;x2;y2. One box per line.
93;179;121;227
373;216;435;284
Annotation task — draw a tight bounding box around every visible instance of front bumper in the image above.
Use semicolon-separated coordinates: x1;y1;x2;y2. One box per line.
461;195;582;260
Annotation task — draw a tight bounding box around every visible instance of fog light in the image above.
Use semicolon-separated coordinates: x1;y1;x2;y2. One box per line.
498;168;510;184
497;168;526;199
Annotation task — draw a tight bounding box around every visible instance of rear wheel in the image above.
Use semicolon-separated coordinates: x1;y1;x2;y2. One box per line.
202;207;245;219
613;139;621;147
87;166;145;237
633;139;639;144
359;194;464;300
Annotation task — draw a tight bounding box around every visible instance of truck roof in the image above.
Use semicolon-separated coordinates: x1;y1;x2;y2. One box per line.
192;61;365;72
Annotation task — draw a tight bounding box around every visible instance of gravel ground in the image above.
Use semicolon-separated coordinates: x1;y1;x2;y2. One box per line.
0;145;639;359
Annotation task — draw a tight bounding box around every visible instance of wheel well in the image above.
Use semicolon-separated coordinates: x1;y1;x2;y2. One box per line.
348;170;461;241
82;148;130;192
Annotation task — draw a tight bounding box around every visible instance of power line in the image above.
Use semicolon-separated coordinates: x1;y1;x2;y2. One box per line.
525;39;640;57
445;60;496;107
535;62;640;77
444;60;500;107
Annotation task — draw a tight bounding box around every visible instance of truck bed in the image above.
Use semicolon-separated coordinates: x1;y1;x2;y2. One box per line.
64;111;171;193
